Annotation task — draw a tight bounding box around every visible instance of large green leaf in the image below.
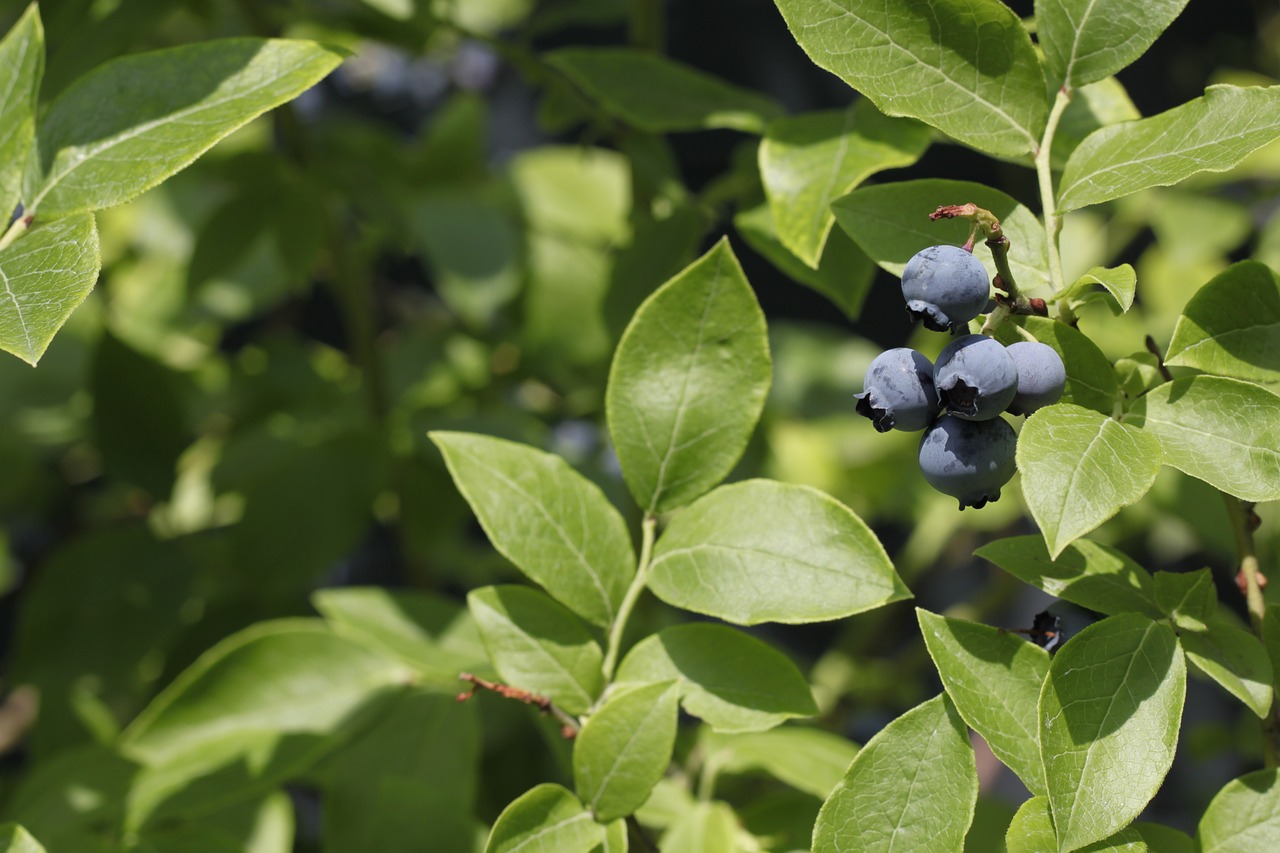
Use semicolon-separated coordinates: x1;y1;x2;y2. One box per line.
25;38;345;216
1058;85;1280;211
1165;260;1280;384
484;784;604;853
546;47;783;133
431;431;635;627
812;694;977;853
702;727;859;800
119;620;410;766
606;238;770;514
574;681;678;822
1036;0;1191;90
0;824;45;853
648;480;908;625
773;0;1046;159
1016;403;1162;558
1005;797;1147;852
917;609;1049;796
0;212;100;364
759;101;929;267
994;316;1121;415
975;536;1162;618
614;623;817;732
1040;614;1185;853
0;4;42;218
1181;613;1274;718
468;585;603;715
1198;769;1280;852
832;179;1052;295
1124;376;1280;503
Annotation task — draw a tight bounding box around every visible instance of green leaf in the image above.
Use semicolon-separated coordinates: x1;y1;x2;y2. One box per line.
120;620;410;766
0;4;43;218
133;791;295;853
0;212;100;364
1124;376;1280;502
759;101;930;267
659;801;740;852
734;202;877;320
1153;569;1216;631
1037;0;1191;90
605;238;771;514
1132;822;1195;853
993;317;1120;415
702;727;860;799
1015;403;1162;557
574;681;678;822
1040;614;1185;852
812;694;977;853
1197;768;1280;852
1181;612;1274;718
1051;77;1141;169
615;623;817;732
1006;797;1147;852
976;536;1161;618
1058;85;1280;211
917;609;1050;796
546;48;783;133
1057;265;1137;314
468;585;604;715
485;784;605;853
773;0;1046;159
832;179;1051;295
431;431;635;627
1165;260;1280;383
25;38;345;215
648;479;907;625
0;824;45;853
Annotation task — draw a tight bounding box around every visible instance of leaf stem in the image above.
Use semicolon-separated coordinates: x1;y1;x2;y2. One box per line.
603;514;657;681
1036;87;1073;300
0;214;32;253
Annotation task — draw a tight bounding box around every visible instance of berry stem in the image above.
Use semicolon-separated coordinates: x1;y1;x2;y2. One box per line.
1036;87;1073;300
931;204;1046;333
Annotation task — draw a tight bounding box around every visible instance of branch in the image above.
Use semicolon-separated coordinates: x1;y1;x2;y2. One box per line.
457;672;580;738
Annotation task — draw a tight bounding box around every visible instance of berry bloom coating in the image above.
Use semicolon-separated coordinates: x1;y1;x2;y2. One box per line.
901;245;991;333
854;348;939;432
917;415;1017;510
934;334;1018;420
1006;341;1066;415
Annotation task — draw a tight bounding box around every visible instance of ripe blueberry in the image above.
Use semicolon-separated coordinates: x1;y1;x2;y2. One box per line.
917;415;1017;510
934;334;1018;420
854;348;939;432
901;245;991;333
1005;341;1066;415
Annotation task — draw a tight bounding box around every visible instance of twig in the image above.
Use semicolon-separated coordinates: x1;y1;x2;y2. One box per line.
457;672;580;737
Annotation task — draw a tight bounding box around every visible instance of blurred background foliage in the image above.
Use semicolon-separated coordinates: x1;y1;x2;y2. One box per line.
0;0;1278;848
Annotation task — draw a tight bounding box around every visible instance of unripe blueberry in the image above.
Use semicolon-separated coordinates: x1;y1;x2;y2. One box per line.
1006;341;1066;415
901;245;991;333
934;334;1018;420
917;415;1017;510
854;348;939;432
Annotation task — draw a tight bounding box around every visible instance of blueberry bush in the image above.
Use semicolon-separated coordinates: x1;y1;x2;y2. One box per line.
0;0;1279;851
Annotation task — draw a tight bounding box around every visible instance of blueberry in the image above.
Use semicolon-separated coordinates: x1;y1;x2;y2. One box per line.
917;415;1016;509
1006;341;1066;415
901;245;991;333
934;334;1018;420
853;348;939;432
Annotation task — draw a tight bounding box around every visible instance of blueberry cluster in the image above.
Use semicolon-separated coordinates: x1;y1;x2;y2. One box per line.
854;245;1066;509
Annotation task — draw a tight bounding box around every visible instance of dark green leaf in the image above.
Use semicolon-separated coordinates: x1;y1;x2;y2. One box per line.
1154;568;1216;631
132;792;294;853
813;694;977;853
1040;614;1185;852
648;479;907;624
1132;822;1195;853
759;101;929;266
1124;376;1280;502
917;608;1049;796
1015;403;1162;557
1050;78;1141;169
1181;612;1274;718
485;784;604;853
25;39;345;215
773;0;1046;159
976;536;1161;618
546;48;783;133
1197;768;1280;852
1265;605;1280;692
1165;260;1280;384
468;585;604;715
431;431;636;627
615;623;816;732
606;238;770;513
703;727;859;799
0;212;100;364
574;682;678;822
1037;0;1191;89
0;824;46;853
0;4;42;218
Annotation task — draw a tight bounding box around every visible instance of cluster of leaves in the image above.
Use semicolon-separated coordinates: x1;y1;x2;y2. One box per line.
0;0;1279;851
